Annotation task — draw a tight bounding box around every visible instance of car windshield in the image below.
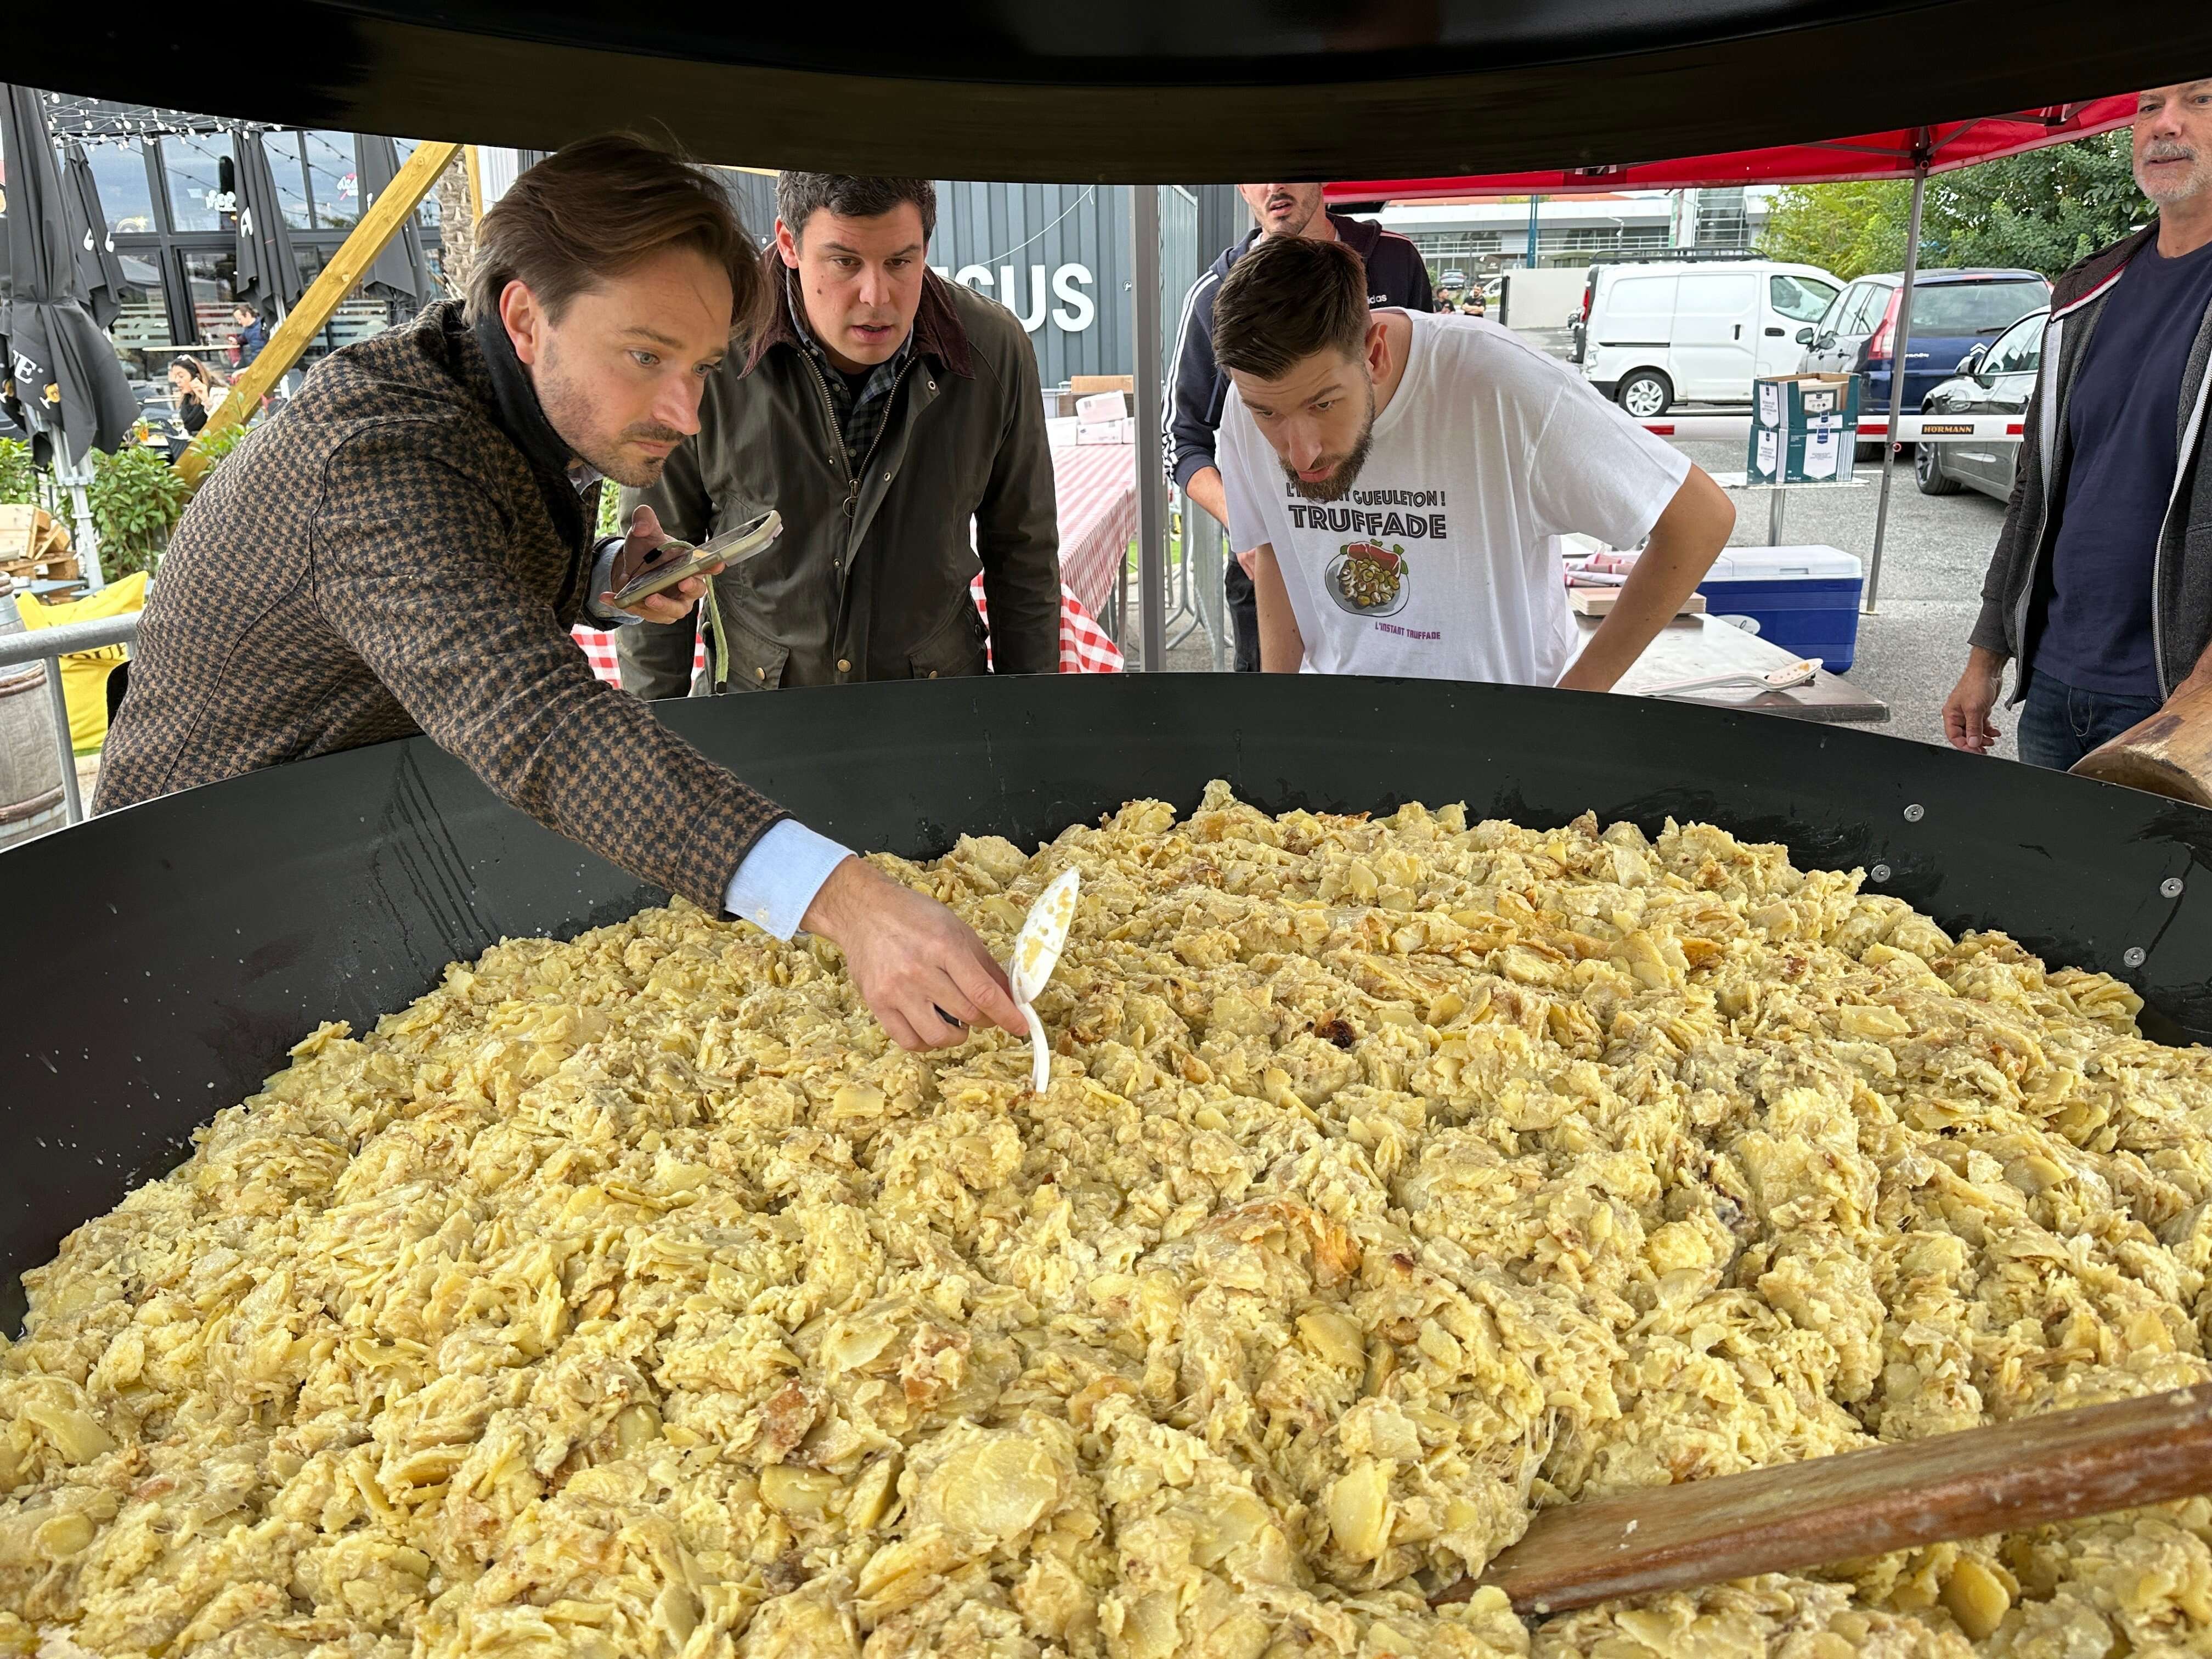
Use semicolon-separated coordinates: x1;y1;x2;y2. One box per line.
1908;279;2049;335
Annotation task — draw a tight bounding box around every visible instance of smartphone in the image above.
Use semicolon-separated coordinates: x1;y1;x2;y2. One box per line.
611;509;782;610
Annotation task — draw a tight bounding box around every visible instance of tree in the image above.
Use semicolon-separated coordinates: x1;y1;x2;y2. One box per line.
1758;129;2150;281
1758;180;1911;281
1929;130;2148;276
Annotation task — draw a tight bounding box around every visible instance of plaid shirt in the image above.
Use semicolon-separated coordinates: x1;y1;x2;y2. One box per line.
786;271;912;469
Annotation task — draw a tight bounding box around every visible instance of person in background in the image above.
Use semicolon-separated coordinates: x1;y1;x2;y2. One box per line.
230;302;271;371
1164;183;1432;672
1944;81;2212;769
167;356;229;435
1210;235;1734;687
99;137;1024;1054
614;172;1059;697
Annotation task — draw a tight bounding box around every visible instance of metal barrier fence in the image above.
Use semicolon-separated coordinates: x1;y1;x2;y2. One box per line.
0;611;139;827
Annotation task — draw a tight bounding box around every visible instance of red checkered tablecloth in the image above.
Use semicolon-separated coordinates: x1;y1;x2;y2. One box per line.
571;583;1120;684
1052;439;1138;618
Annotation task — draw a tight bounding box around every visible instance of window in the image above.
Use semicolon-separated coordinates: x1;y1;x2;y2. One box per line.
1693;188;1750;249
161;132;234;232
1981;311;2046;376
1908;279;2051;335
304;131;359;228
1770;273;1838;323
291;244;393;359
1842;284;1889;337
257;132;313;230
109;251;171;376
87;139;158;234
180;249;241;346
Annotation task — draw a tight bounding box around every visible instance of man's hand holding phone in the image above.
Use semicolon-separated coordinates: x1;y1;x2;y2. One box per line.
602;505;723;624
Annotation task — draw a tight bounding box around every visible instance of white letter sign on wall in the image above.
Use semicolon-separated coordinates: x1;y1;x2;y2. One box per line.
934;263;1097;334
1052;264;1097;332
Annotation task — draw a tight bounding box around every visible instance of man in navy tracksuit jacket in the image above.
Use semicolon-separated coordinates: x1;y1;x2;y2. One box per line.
1164;186;1433;670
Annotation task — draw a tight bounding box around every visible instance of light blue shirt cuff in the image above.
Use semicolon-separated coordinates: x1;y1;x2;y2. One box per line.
724;819;854;940
582;536;644;629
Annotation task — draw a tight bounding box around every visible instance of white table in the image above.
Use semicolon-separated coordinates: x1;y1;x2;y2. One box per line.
1599;612;1887;724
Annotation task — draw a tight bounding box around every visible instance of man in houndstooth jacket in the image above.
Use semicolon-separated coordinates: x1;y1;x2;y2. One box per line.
97;137;1024;1053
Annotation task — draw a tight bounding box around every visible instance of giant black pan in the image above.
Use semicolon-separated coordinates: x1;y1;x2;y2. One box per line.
5;673;2211;1334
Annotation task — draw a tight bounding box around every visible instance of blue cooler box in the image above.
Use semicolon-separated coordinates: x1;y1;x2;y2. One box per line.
1696;547;1864;672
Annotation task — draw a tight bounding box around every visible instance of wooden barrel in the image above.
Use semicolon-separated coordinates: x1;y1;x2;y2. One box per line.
0;590;68;850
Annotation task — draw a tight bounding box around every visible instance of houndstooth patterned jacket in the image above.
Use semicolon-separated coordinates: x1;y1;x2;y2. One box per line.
94;301;787;910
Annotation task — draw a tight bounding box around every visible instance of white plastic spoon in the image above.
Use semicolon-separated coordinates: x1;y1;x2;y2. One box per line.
1005;868;1080;1093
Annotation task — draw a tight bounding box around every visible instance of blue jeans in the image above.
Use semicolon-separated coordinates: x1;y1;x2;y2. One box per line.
2017;672;2164;772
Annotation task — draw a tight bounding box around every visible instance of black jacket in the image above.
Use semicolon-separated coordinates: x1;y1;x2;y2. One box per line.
1163;213;1434;491
1970;223;2212;702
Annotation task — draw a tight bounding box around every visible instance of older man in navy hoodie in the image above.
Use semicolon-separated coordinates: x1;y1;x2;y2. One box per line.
1944;82;2212;769
1164;184;1432;671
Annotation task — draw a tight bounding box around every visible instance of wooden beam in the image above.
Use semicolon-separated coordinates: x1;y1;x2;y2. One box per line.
175;141;462;489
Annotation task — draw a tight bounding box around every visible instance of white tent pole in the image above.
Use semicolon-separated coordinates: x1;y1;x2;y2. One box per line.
1864;145;1928;615
1132;184;1169;671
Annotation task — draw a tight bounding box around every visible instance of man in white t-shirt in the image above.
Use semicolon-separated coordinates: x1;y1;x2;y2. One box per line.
1213;235;1734;688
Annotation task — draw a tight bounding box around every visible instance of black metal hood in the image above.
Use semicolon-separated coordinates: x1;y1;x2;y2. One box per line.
12;0;2212;180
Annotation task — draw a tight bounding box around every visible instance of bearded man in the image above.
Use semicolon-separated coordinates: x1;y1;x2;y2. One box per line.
1943;81;2212;770
97;136;1026;1054
1207;234;1732;685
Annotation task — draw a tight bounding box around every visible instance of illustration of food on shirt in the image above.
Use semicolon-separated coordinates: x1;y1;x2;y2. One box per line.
1326;540;1412;618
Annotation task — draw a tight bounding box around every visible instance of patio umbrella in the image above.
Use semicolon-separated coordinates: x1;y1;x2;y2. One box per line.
60;139;126;330
353;133;433;320
0;84;137;469
230;126;303;318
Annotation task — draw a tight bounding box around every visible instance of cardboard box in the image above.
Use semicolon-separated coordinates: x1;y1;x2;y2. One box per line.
1748;373;1859;483
1075;391;1129;424
1748;422;1854;484
1076;416;1135;445
1754;372;1858;430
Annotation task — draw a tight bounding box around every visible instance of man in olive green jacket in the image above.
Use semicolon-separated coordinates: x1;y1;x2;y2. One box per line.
616;174;1060;695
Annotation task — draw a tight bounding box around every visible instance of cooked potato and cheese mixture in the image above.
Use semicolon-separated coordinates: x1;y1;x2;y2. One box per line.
7;785;2212;1659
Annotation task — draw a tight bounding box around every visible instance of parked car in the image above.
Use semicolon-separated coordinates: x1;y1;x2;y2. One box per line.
1797;268;2049;455
1913;306;2044;502
1581;260;1843;417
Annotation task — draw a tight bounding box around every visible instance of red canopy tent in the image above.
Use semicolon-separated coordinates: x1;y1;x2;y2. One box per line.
1325;97;2143;611
1324;98;2137;199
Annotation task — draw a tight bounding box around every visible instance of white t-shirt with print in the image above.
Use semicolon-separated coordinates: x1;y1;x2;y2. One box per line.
1220;310;1691;686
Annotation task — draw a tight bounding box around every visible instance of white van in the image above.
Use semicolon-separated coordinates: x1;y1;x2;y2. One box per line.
1581;261;1843;417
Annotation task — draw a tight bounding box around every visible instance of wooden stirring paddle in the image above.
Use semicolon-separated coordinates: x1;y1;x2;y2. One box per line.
2070;680;2212;805
1431;1384;2212;1615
